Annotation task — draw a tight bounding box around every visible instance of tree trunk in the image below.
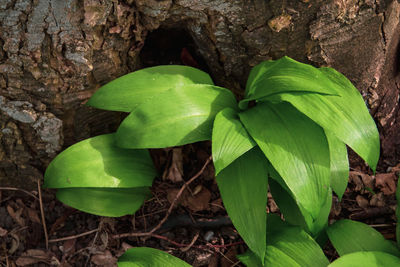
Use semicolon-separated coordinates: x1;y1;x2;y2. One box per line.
1;0;399;189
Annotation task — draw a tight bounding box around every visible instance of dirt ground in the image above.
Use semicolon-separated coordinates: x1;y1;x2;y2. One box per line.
1;141;399;266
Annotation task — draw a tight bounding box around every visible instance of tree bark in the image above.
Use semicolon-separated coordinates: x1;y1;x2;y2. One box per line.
1;0;399;189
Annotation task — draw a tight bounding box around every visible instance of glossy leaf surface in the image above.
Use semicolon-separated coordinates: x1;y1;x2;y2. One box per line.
328;252;400;267
327;219;400;257
87;65;213;112
269;178;331;237
216;147;268;261
57;187;150;217
236;250;263;267
264;225;329;267
116;84;237;148
240;102;330;219
240;56;337;109
118;247;191;267
264;67;379;171
326;131;349;200
44;134;156;188
212;108;256;174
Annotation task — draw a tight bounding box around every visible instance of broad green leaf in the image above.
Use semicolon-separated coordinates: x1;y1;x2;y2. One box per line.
327;219;400;257
267;161;332;237
263;67;379;171
216;147;268;261
212;107;256;174
44;134;156;189
116;84;237;149
236;250;264;267
118;247;191;267
240;56;337;109
239;102;330;219
87;65;214;112
56;187;150;217
269;178;332;237
265;225;329;267
325;130;349;200
397;179;400;248
328;251;400;267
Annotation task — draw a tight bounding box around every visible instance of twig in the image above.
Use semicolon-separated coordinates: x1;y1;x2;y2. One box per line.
181;231;200;252
37;180;48;250
150;233;244;250
112;156;212;239
0;187;39;200
48;228;99;243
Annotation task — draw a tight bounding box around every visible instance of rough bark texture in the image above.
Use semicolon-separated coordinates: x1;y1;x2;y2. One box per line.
1;0;400;189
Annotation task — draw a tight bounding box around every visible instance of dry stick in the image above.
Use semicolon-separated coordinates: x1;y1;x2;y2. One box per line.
48;228;99;243
37;180;49;250
181;231;200;252
150;233;244;250
0;187;39;201
112;156;212;239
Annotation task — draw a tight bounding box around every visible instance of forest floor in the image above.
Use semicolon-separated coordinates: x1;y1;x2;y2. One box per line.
0;142;399;266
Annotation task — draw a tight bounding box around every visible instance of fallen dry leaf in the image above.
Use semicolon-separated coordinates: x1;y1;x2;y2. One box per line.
349;171;364;192
162;148;184;182
16;249;56;266
349;171;374;192
61;239;76;256
7;205;25;227
167;186;212;212
220;247;238;267
210;198;224;213
91;250;117;267
0;227;7;237
356;195;369;209
375;173;397;195
370;192;386;207
27;207;41;224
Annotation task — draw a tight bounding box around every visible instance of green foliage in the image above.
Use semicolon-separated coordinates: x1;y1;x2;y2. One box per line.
328;252;400;267
44;134;156;217
327;219;400;257
118;247;191;267
44;56;382;265
216;147;268;260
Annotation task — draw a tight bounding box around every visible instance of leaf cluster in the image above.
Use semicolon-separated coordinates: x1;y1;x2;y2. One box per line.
44;57;385;266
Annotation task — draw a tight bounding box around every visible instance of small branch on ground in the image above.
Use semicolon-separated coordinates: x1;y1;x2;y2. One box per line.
150;233;244;250
48;228;99;243
0;187;39;201
37;180;49;250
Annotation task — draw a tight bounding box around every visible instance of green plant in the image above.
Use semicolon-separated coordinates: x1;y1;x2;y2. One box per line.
235;179;400;267
44;57;380;266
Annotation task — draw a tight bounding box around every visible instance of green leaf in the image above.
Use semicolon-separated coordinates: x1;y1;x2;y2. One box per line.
328;252;400;267
87;65;214;112
327;219;400;257
216;147;268;261
263;67;379;171
118;247;191;267
236;250;264;267
240;56;337;109
212;108;256;174
116;84;237;149
44;134;156;189
269;178;332;237
56;187;150;217
325;131;349;200
239;102;330;219
264;225;329;267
